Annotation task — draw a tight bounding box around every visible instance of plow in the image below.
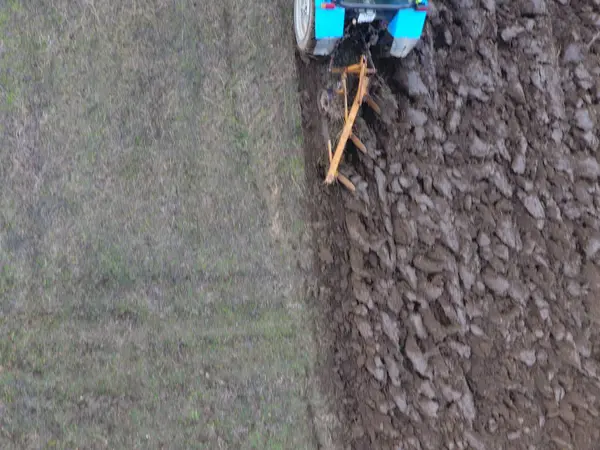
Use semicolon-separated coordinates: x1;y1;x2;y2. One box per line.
321;54;378;192
294;0;429;190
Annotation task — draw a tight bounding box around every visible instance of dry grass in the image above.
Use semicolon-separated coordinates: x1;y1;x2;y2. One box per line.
0;0;326;448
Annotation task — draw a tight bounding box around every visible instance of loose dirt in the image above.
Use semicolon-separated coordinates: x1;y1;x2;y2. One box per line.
297;1;600;449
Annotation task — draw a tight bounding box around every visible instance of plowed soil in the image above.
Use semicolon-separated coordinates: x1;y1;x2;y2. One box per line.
297;1;600;449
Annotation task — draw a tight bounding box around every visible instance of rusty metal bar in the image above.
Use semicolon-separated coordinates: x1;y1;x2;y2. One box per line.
337;173;355;192
350;134;367;153
364;94;381;115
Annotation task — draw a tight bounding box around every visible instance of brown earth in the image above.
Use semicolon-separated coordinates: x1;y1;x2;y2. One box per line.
297;0;600;449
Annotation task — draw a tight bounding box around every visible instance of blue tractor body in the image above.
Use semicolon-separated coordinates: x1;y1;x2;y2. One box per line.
295;0;429;59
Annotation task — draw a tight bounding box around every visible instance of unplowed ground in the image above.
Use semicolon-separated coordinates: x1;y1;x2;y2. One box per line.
298;1;600;449
0;1;329;448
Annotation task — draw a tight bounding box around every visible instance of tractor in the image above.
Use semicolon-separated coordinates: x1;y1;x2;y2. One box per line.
293;0;429;59
294;1;430;191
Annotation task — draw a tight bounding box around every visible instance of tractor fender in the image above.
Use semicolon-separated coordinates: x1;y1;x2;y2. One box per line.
314;1;345;56
386;3;428;58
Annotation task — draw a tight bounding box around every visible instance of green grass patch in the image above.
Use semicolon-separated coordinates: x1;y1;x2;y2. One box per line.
0;0;321;448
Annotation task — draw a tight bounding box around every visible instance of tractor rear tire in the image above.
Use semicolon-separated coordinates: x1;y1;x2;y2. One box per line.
294;0;317;56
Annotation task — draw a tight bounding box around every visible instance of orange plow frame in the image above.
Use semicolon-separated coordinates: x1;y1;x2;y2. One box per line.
324;55;380;192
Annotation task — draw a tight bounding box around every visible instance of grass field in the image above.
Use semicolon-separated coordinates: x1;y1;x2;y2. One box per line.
0;1;333;448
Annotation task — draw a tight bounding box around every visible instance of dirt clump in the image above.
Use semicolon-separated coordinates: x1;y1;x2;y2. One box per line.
298;0;600;448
